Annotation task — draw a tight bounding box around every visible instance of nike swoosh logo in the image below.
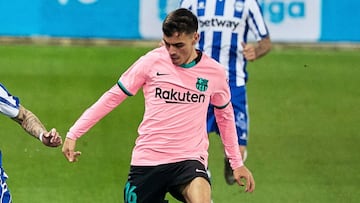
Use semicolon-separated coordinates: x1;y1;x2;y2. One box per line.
195;169;207;174
156;72;169;76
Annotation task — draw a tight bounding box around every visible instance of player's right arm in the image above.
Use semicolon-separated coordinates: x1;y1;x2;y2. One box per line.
62;84;128;162
12;105;62;147
63;50;150;162
0;83;61;147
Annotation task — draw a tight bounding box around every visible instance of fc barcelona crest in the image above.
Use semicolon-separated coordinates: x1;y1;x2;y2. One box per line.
196;77;208;92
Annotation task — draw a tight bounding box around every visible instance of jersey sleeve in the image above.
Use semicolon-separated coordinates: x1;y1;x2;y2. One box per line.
0;83;20;118
118;55;149;96
214;103;243;169
210;69;231;108
66;84;128;140
247;0;270;40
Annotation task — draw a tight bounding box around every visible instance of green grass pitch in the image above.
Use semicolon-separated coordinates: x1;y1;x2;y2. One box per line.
0;44;359;203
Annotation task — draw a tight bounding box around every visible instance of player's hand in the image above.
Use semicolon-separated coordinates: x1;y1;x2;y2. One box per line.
241;42;257;61
233;165;255;193
62;137;81;162
42;128;62;147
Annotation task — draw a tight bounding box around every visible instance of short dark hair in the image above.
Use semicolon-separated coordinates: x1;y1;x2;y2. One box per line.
162;8;198;37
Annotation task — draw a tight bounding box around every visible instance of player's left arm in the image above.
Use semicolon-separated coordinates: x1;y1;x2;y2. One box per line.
243;0;272;61
214;103;243;167
255;36;272;59
214;103;255;192
211;68;243;166
12;105;62;147
242;36;271;61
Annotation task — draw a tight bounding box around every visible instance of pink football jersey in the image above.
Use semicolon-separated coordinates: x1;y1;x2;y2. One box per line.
66;46;243;169
119;46;233;168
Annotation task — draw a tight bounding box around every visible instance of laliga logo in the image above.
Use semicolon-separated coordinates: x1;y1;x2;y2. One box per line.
260;0;306;24
58;0;97;5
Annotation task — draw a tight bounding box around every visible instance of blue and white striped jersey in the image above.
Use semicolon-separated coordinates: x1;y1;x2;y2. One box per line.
0;83;19;167
0;83;20;118
180;0;269;86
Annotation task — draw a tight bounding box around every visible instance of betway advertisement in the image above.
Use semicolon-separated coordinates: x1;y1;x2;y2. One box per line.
139;0;322;42
0;0;359;42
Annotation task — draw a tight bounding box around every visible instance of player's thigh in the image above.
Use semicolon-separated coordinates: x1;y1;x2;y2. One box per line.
169;160;211;202
124;166;167;203
182;177;211;203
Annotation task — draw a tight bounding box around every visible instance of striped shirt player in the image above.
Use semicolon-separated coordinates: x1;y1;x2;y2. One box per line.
180;0;271;184
0;85;17;203
0;83;20;203
1;83;62;203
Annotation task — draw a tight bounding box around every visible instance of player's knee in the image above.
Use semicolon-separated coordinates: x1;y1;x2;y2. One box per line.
182;177;211;203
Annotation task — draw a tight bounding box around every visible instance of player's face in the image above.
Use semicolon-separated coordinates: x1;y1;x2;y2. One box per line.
163;32;199;66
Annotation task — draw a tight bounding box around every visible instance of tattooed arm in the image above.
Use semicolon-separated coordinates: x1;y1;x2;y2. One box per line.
11;105;62;147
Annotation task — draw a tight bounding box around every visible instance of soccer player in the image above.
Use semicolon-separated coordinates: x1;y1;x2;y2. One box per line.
0;83;62;203
180;0;272;185
62;8;255;202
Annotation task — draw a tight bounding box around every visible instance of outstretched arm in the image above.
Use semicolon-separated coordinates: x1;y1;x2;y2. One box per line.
62;84;128;162
12;105;62;147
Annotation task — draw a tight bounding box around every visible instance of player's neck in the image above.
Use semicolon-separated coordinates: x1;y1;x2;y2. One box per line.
181;50;202;68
